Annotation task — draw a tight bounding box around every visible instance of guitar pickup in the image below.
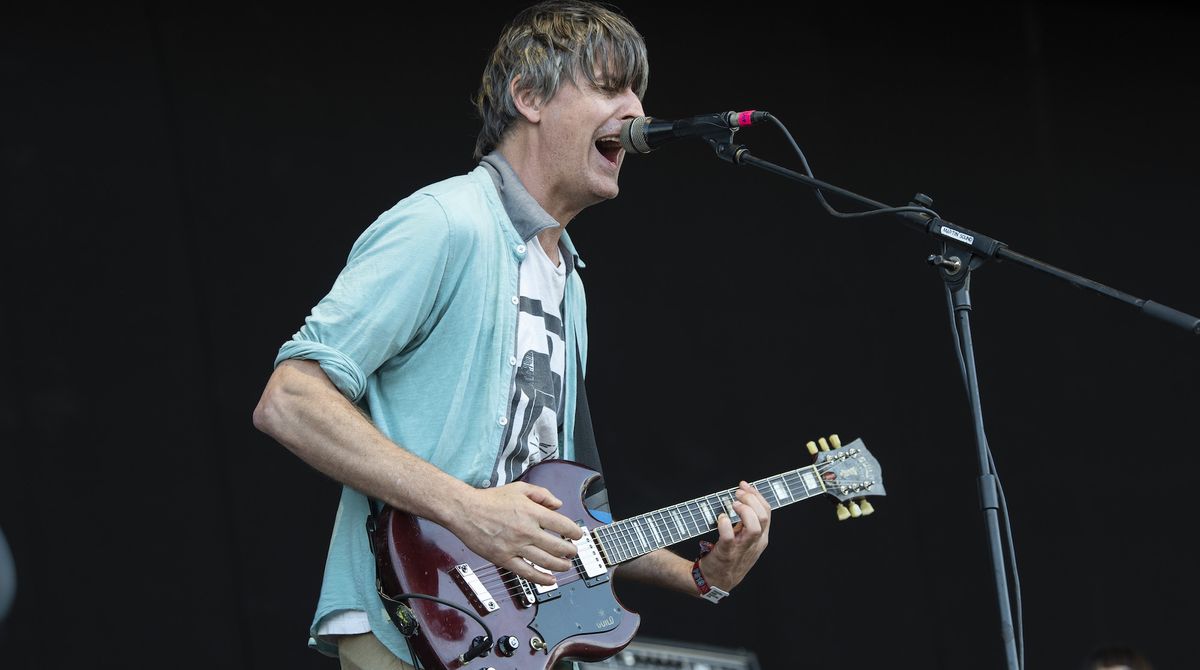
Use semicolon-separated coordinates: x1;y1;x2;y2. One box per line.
451;563;499;615
526;561;561;603
573;524;608;579
511;575;536;608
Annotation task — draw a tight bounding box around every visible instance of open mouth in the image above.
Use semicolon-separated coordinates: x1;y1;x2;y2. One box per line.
595;136;622;165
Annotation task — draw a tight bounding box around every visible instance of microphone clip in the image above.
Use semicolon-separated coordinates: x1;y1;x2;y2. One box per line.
702;131;748;164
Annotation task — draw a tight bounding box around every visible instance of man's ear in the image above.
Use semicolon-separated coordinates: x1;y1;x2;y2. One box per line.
510;75;542;123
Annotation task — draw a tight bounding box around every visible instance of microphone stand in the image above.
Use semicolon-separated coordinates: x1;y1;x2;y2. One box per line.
693;130;1199;670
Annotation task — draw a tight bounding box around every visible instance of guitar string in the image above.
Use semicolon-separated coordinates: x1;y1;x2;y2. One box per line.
467;461;857;591
469;484;877;598
467;460;872;593
468;474;801;592
470;482;783;593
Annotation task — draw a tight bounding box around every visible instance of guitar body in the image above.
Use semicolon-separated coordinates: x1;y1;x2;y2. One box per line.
370;436;886;670
373;460;641;670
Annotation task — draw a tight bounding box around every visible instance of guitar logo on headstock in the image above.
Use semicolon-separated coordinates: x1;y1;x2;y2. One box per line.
806;434;885;521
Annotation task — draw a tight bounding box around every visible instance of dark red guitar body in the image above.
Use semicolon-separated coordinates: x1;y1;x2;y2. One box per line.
372;460;641;670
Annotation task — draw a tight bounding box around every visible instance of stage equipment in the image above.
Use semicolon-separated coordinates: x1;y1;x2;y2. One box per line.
577;635;761;670
630;109;1200;670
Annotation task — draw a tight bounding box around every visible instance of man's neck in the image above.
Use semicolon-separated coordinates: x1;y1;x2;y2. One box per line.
536;228;563;266
497;145;579;227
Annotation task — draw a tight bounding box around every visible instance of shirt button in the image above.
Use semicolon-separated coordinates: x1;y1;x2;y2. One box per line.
498;416;508;426
509;356;517;366
516;244;527;254
511;295;519;305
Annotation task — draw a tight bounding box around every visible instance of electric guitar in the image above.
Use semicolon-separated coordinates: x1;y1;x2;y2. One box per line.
368;434;884;670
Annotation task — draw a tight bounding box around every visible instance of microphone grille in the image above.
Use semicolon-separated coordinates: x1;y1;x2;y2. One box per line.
620;116;653;154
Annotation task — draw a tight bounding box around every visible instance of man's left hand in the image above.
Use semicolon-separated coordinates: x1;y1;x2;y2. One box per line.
700;480;771;592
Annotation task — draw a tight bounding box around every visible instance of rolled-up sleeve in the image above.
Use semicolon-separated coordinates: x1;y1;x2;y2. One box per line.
275;193;453;402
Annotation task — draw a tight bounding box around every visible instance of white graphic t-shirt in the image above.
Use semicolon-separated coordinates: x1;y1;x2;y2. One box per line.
490;239;567;486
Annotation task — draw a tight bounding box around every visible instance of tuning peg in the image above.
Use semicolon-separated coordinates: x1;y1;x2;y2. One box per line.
818;437;831;452
829;434;841;449
847;500;863;518
806;440;819;457
858;499;875;516
836;503;851;521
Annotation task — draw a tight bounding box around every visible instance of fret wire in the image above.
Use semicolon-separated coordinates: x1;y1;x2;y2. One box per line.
755;478;780;508
630;516;648;554
720;491;741;523
632;516;651;552
602;463;837;562
611;521;632;562
594;525;615;564
624;523;643;559
793;465;821;495
665;507;682;543
690;502;706;534
597;462;848;567
650;509;677;545
598;524;620;564
607;525;628;563
783;470;807;498
670;505;688;541
706;494;725;526
649;509;670;544
641;515;662;549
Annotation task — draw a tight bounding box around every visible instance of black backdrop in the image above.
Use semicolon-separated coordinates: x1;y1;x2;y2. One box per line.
2;2;1198;669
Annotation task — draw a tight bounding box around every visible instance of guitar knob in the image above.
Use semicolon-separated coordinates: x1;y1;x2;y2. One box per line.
829;434;841;449
497;635;520;657
859;499;875;515
836;503;851;521
847;500;862;518
806;440;818;456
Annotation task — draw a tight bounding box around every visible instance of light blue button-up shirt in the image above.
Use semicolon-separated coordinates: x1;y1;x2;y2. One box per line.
275;160;589;662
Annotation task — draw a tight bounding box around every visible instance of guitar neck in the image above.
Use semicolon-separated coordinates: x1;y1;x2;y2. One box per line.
592;464;827;566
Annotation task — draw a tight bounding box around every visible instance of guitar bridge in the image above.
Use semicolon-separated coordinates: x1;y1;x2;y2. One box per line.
450;563;499;615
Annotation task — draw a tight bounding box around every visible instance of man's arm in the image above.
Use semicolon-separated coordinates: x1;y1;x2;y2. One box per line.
615;481;771;598
252;359;581;584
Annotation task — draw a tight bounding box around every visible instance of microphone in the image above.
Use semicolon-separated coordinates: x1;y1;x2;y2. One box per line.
620;110;770;154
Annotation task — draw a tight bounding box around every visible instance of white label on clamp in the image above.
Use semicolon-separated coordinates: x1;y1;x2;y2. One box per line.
940;226;975;245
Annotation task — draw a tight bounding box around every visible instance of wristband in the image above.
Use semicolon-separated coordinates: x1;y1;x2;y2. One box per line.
691;541;729;604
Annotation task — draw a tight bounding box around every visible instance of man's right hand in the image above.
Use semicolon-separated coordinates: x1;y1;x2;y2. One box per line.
448;482;584;586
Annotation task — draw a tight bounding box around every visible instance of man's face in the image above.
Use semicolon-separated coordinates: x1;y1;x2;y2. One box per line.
535;72;645;211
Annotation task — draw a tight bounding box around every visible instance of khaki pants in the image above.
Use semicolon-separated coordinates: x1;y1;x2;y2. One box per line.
337;634;417;670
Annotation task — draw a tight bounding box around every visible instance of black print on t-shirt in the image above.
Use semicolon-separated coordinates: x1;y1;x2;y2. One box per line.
493;296;565;485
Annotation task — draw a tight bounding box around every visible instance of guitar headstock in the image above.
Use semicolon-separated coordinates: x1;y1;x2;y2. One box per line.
806;434;886;521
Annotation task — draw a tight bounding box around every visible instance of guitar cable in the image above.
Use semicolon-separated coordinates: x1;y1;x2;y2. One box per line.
366;509;495;665
376;587;495;665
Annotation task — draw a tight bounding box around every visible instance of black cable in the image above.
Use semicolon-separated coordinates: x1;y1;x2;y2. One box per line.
764;113;943;220
377;590;494;665
942;284;1025;670
761;108;1025;669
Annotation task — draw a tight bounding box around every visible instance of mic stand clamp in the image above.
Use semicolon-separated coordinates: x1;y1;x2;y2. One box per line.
702;132;748;164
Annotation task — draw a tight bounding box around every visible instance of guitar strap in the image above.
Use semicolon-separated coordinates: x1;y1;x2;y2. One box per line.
573;347;610;516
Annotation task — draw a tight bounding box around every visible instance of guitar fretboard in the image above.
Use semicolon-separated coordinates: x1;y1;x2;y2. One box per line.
592;464;827;565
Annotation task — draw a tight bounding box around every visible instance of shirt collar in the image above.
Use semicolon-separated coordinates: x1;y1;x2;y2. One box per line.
479;152;583;273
